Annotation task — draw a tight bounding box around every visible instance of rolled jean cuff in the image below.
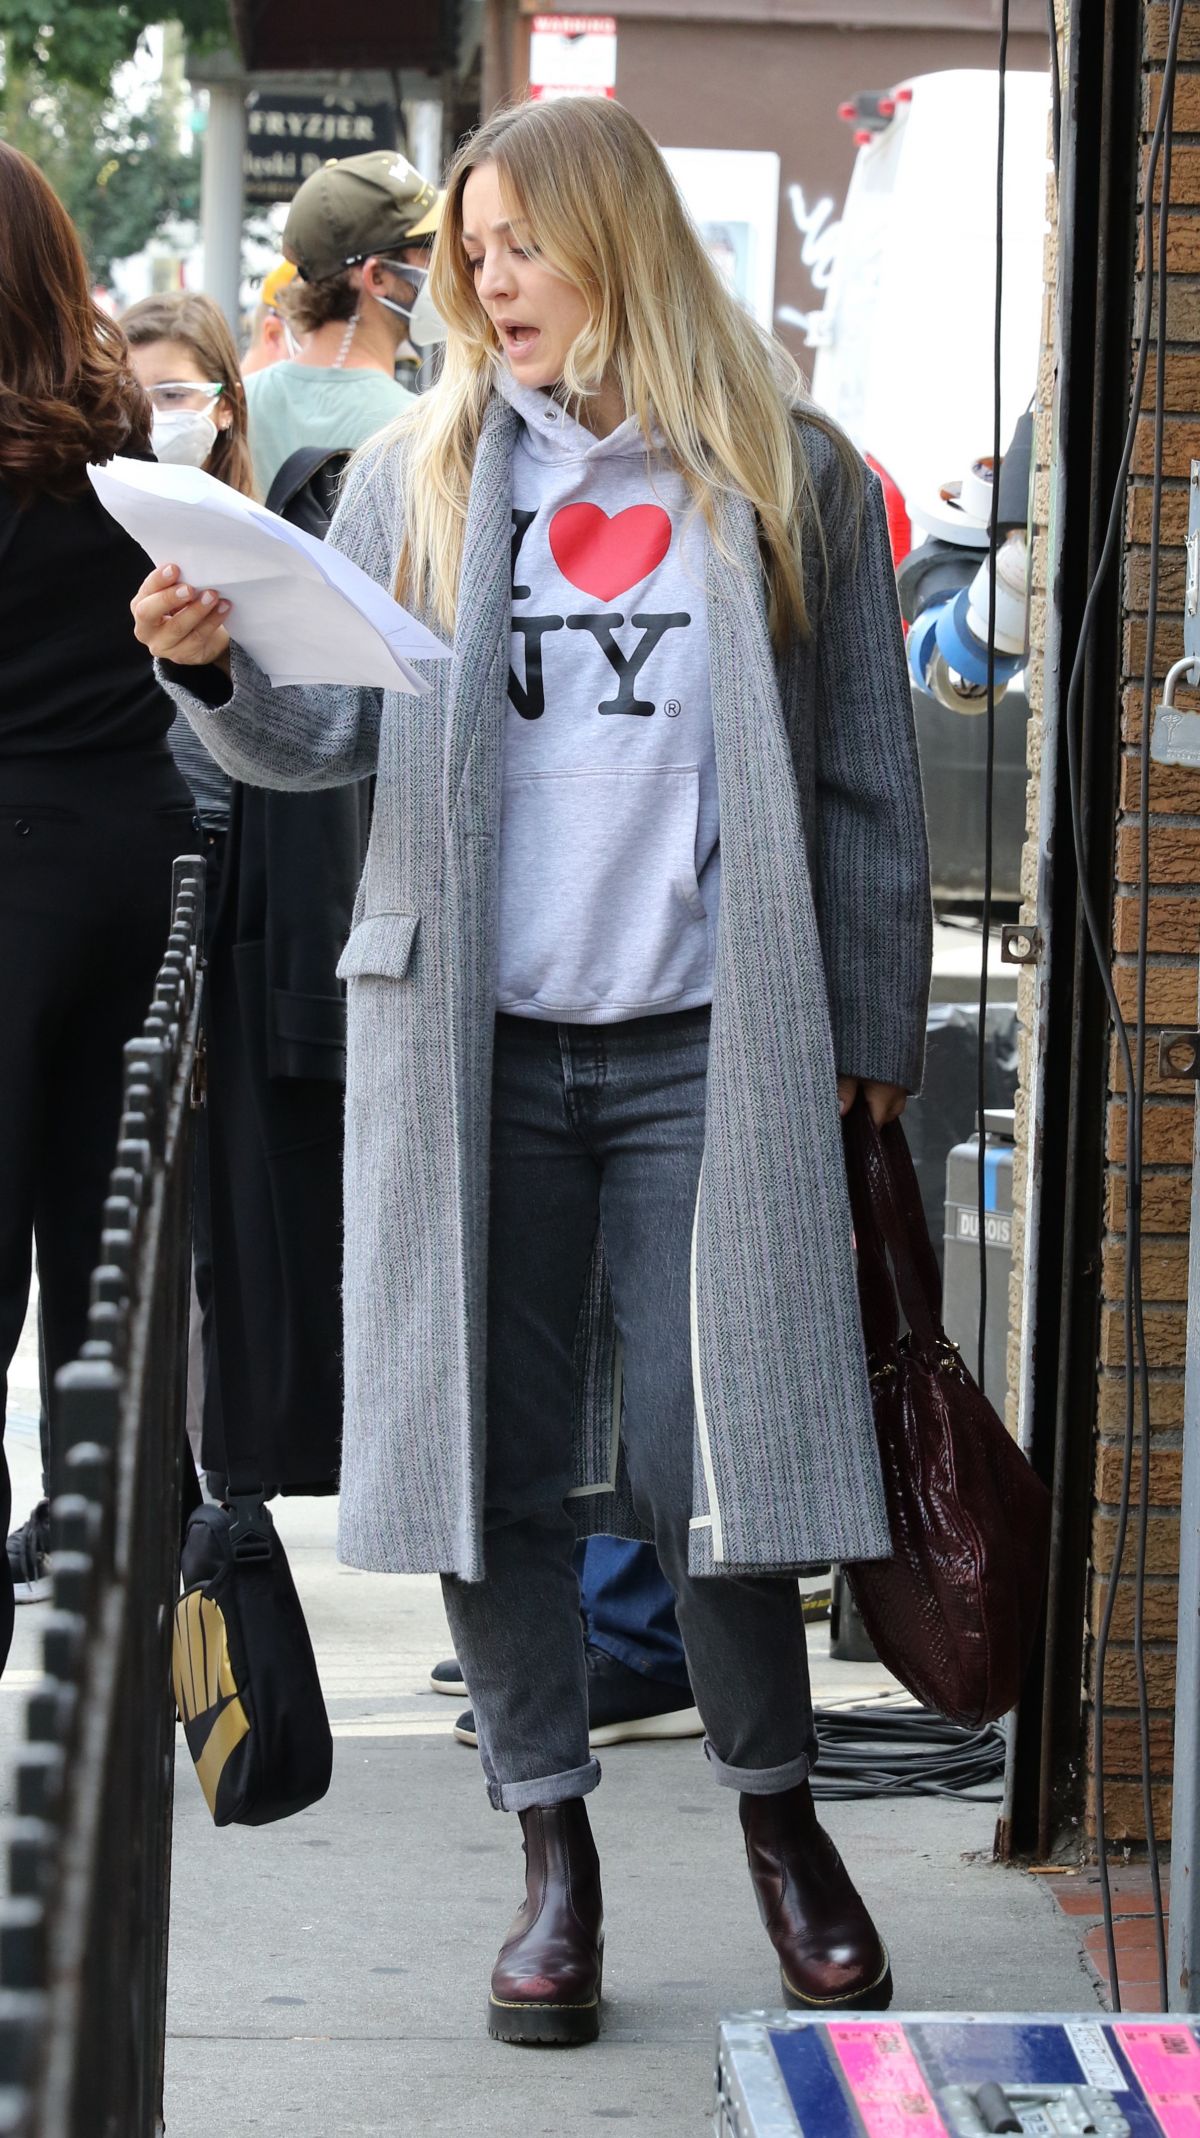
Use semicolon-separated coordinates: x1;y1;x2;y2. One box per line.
703;1740;815;1794
487;1757;602;1813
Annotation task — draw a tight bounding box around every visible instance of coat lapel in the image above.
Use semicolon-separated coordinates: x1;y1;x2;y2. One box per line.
436;396;519;1562
442;395;518;837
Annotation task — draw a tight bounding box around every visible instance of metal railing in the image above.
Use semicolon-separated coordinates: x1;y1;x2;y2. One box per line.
0;857;206;2136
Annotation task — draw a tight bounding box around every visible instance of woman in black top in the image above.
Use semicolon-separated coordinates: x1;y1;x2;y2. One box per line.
0;144;197;1638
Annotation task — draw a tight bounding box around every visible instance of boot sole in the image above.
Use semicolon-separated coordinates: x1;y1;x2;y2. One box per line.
487;1993;601;2046
455;1710;704;1749
588;1706;703;1746
780;1951;893;2014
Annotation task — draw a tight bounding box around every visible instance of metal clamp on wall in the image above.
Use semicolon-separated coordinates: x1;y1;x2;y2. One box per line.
1158;1031;1200;1081
1149;653;1200;766
1149;461;1200;767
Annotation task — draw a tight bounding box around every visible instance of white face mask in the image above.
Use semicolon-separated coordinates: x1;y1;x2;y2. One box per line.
407;278;447;349
152;408;219;468
373;261;431;331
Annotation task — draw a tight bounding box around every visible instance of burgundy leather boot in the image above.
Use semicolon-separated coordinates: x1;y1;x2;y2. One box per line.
487;1798;604;2045
741;1781;892;2010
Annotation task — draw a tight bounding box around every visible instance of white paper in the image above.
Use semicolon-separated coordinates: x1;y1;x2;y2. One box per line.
87;456;451;692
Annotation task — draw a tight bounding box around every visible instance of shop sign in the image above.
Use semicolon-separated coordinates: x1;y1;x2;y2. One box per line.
243;94;399;205
528;15;617;100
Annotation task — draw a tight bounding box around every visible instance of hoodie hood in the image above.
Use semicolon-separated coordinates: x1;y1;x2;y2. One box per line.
492;363;658;466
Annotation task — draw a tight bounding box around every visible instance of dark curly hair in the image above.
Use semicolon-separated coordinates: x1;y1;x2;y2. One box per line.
0;142;151;505
279;266;360;336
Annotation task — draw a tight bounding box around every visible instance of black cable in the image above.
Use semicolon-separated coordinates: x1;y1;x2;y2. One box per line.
977;2;1007;1392
1131;34;1174;2016
810;1706;1005;1802
1065;0;1184;2014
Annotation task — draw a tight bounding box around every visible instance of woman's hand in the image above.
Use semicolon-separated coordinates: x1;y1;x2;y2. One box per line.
837;1076;907;1128
132;562;232;674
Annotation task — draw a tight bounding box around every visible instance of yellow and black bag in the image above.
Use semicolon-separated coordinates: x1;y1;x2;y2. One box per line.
172;1496;332;1826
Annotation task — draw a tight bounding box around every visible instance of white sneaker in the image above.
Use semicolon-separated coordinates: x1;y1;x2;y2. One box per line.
8;1499;52;1604
429;1658;467;1697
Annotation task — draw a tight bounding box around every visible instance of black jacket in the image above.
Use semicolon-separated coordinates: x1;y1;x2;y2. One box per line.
202;451;369;1496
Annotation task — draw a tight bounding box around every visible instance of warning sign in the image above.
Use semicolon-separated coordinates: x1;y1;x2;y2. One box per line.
529;15;617;100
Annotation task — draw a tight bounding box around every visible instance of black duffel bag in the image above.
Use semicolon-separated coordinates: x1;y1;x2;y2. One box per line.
172;1493;333;1826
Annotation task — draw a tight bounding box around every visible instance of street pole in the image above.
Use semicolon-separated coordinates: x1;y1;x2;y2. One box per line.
403;97;444;183
481;0;516;117
200;77;246;335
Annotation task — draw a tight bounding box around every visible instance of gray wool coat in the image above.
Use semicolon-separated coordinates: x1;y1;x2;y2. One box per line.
163;393;932;1582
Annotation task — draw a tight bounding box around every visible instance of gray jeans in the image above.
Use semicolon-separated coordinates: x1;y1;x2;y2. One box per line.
441;1007;818;1812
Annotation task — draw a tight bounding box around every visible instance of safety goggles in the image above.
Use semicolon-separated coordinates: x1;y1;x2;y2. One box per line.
342;255;430;303
145;381;225;413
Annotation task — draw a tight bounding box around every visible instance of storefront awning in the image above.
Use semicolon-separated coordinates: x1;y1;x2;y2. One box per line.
229;0;456;74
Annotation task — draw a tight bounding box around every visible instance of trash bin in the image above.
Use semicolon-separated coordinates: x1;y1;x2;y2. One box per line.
902;1002;1018;1277
829;1566;878;1664
942;1108;1014;1403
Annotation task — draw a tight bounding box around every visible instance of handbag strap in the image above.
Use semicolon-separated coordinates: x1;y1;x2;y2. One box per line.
880;1115;945;1328
842;1101;900;1360
843;1101;943;1354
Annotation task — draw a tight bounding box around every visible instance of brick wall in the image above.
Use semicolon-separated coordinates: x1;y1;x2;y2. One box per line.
1007;0;1200;1848
1092;0;1200;1843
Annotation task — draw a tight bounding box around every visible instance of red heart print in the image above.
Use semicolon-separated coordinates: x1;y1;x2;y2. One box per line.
548;502;672;601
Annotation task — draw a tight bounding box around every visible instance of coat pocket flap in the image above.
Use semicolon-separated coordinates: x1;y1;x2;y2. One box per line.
335;913;419;982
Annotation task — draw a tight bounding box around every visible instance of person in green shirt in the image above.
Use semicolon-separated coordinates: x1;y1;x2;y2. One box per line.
245;150;443;497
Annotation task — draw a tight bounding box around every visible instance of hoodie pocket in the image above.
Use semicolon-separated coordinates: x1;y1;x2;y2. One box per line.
497;764;710;1015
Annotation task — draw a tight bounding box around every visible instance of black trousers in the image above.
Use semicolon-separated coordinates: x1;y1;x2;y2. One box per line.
0;749;196;1671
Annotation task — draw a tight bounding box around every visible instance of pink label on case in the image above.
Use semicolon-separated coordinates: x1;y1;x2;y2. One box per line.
1116;2024;1200;2135
828;2023;949;2137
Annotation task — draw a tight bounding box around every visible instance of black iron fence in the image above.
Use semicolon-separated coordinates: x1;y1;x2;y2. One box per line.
0;857;206;2137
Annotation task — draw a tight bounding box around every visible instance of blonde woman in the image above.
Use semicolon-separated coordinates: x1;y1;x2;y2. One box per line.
133;98;931;2047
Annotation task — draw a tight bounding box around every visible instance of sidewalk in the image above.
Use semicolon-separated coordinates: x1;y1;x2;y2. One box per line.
161;1491;1099;2138
1;1311;1101;2136
1043;1865;1174;2010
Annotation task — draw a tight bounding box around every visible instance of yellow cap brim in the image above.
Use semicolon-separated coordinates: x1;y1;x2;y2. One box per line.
403;195;443;241
261;260;298;308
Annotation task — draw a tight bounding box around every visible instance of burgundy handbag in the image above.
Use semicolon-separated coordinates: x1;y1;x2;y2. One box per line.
840;1099;1051;1728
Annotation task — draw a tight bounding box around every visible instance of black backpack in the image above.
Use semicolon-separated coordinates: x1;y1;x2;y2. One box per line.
174;1499;332;1826
265;446;351;537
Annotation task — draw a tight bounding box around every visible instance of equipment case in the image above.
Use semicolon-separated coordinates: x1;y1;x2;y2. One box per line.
714;2011;1200;2136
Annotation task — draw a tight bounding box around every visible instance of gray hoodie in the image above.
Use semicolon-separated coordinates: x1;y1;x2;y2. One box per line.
495;370;719;1022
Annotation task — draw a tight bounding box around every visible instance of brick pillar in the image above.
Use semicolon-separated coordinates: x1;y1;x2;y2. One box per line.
1091;0;1200;1843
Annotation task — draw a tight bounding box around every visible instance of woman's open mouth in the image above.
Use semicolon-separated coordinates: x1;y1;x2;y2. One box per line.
499;322;541;356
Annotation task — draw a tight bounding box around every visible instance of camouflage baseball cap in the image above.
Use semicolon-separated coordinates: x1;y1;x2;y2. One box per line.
283;151;443;283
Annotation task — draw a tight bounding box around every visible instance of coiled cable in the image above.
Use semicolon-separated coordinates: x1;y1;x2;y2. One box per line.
811;1704;1005;1802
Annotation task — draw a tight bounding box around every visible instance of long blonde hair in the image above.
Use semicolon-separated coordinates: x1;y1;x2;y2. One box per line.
391;98;860;647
